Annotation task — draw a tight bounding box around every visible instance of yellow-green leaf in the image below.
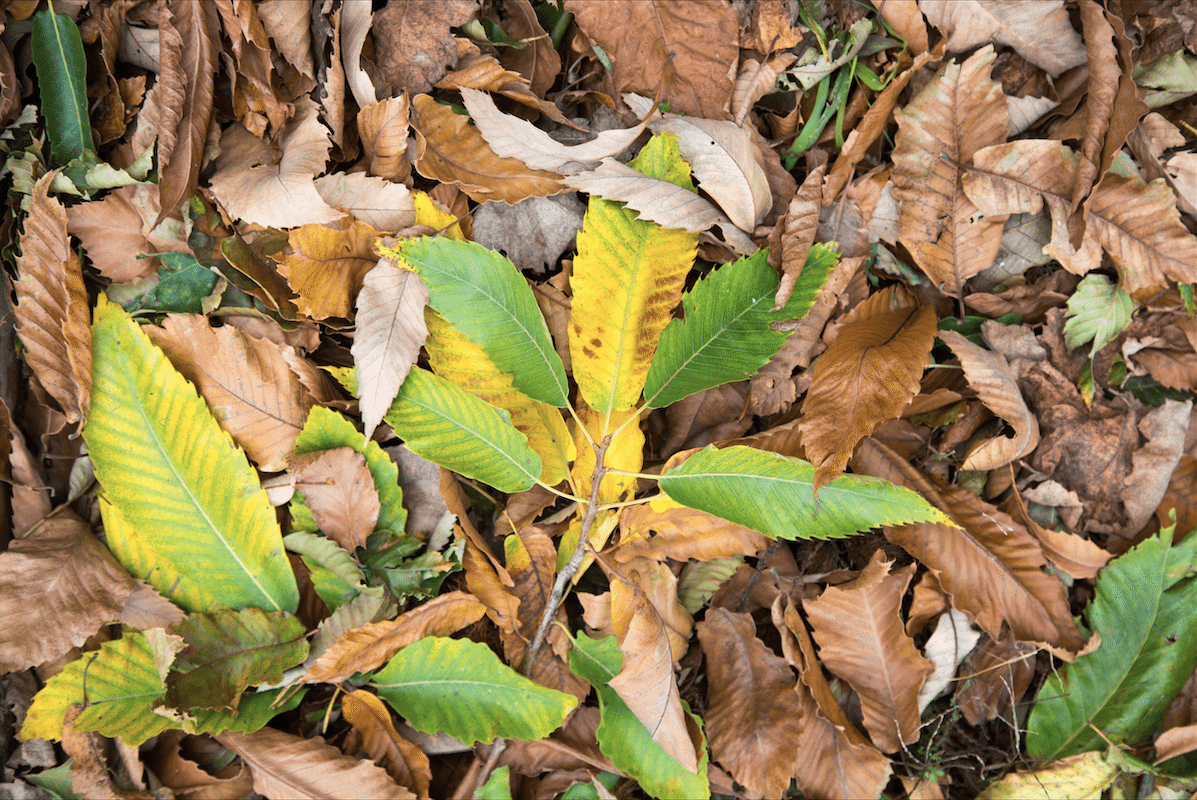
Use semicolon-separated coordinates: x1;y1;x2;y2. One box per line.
85;296;298;614
570;133;699;413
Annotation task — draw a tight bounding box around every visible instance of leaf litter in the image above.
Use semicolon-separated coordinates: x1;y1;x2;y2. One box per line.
3;1;1197;798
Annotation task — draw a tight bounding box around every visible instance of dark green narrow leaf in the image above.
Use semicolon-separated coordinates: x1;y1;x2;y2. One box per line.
31;8;95;165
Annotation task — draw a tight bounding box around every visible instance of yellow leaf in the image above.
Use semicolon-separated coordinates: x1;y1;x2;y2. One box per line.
412;190;466;239
279;218;379;319
571;397;644;505
569;133;699;413
424;310;574;485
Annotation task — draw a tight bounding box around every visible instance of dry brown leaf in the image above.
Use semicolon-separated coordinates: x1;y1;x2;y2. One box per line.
340;0;376;108
1154;724;1197;765
372;0;477;95
7;410;51;537
67;183;192;283
566;0;738;119
804;552;933;752
731;53;796;127
340;690;431;797
497;0;561;98
292;448;380;552
0;513;135;672
120;581;187;631
13;171;91;426
606;556;693;660
257;0;314;81
146;315;313;472
661;382;753;457
616;495;769;564
956;630;1037;727
892;46;1008;297
608;585;700;773
353;263;428;440
62;705;155;800
938;330;1039;470
155;0;219;224
1121;399;1192;537
461;87;643;174
278;218;378;320
798;296;937;490
873;0;929;55
853;438;1085;651
314;173;416;233
214;0;290;137
302;591;487;684
918;0;1086;77
1157;455;1197;541
209;98;341;228
218;728;415;800
410;93;564;203
437;52;574;126
771;163;823;309
1006;484;1113;581
147;729;254;800
696;609;805;798
357;96;412;183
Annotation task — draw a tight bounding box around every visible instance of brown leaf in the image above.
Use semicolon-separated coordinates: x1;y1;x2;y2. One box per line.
278;218;378;320
314;173;417;233
257;0;314;81
616;495;769;564
566;0;738;119
798;297;938;489
873;1;929;55
218;728;416;800
853;438;1085;651
1006;484;1112;581
146;315;313;472
956;630;1036;727
606;556;693;660
804;552;932;752
1158;455;1197;541
353;263;428;439
340;0;376;108
1121;399;1192;537
497;0;561;98
63;705;155;800
918;0;1086;76
357;96;412;183
208;98;341;229
696;609;805;798
147;729;254;800
410;93;564;203
13;171;91;426
341;690;431;797
771;163;823;309
302;591;487;684
155;0;219;225
292;448;381;552
66;183;192;283
661;383;752;457
731;52;796;127
0;513;135;672
438;53;575;126
938;330;1039;470
372;0;478;95
892;45;1008;296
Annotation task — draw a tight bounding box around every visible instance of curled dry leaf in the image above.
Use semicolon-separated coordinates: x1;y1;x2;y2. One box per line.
340;0;377;108
919;0;1086;77
438;53;575;126
731;53;797;127
938;330;1040;470
357;95;412;183
1007;483;1112;582
771;163;823;309
340;690;432;797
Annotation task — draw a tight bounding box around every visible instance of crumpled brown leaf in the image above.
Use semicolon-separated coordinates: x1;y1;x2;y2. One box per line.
372;0;478;95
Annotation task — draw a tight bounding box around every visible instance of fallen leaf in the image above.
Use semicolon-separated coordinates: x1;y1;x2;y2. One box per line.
292;448;381;553
917;607;981;713
340;690;432;797
919;0;1086;77
314;173;417;233
357;96;412;183
278;218;379;320
372;0;478;95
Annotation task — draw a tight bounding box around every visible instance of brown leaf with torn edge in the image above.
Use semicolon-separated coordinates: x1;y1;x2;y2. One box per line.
219;728;416;800
353;262;428;440
146;314;313;473
1007;478;1112;581
13;171;91;426
803;552;933;753
892;45;1008;298
938;330;1039;471
340;690;432;797
798;294;938;490
771;163;823;309
292;448;381;553
438;53;575;126
0;512;135;672
697;609;805;799
411;93;564;203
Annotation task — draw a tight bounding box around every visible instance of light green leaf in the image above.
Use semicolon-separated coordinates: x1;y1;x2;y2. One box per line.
1027;525;1197;760
477;766;513;800
283;531;366;610
371;637;576;745
183;687;306;737
337;366;541;493
1064;274;1137;358
85;296;297;613
568;633;709;800
22;630;182;745
644;244;837;408
658;445;953;539
382;237;568;407
164;609;308;713
31;8;95;165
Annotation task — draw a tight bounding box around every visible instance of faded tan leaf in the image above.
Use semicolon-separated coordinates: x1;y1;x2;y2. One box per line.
341;690;431;797
918;0;1086;77
314;173;417;233
732;53;797;127
892;46;1008;296
606;556;693;661
353;263;428;440
278;218;379;320
219;728;416;800
146;314;313;472
292;448;380;553
257;0;314;80
372;0;478;95
697;608;805;798
357;96;412;183
616;495;769;564
340;0;376;108
798;295;938;490
66;183;191;283
804;552;933;752
13;171;91;426
938;330;1039;470
771;163;823;309
0;513;135;672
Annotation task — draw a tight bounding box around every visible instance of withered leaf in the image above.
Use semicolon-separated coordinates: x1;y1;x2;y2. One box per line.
372;0;478;95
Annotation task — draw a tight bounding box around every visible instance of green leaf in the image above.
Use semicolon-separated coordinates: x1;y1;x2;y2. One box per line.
31;8;95;165
164;609;308;713
184;686;306;737
132;252;220;314
568;633;709;800
338;366;542;493
477;766;514;800
1027;525;1197;760
383;238;568;407
22;630;182;746
658;445;954;539
1064;274;1138;358
371;637;577;745
24;761;78;800
85;296;297;613
644;244;837;408
283;531;367;610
